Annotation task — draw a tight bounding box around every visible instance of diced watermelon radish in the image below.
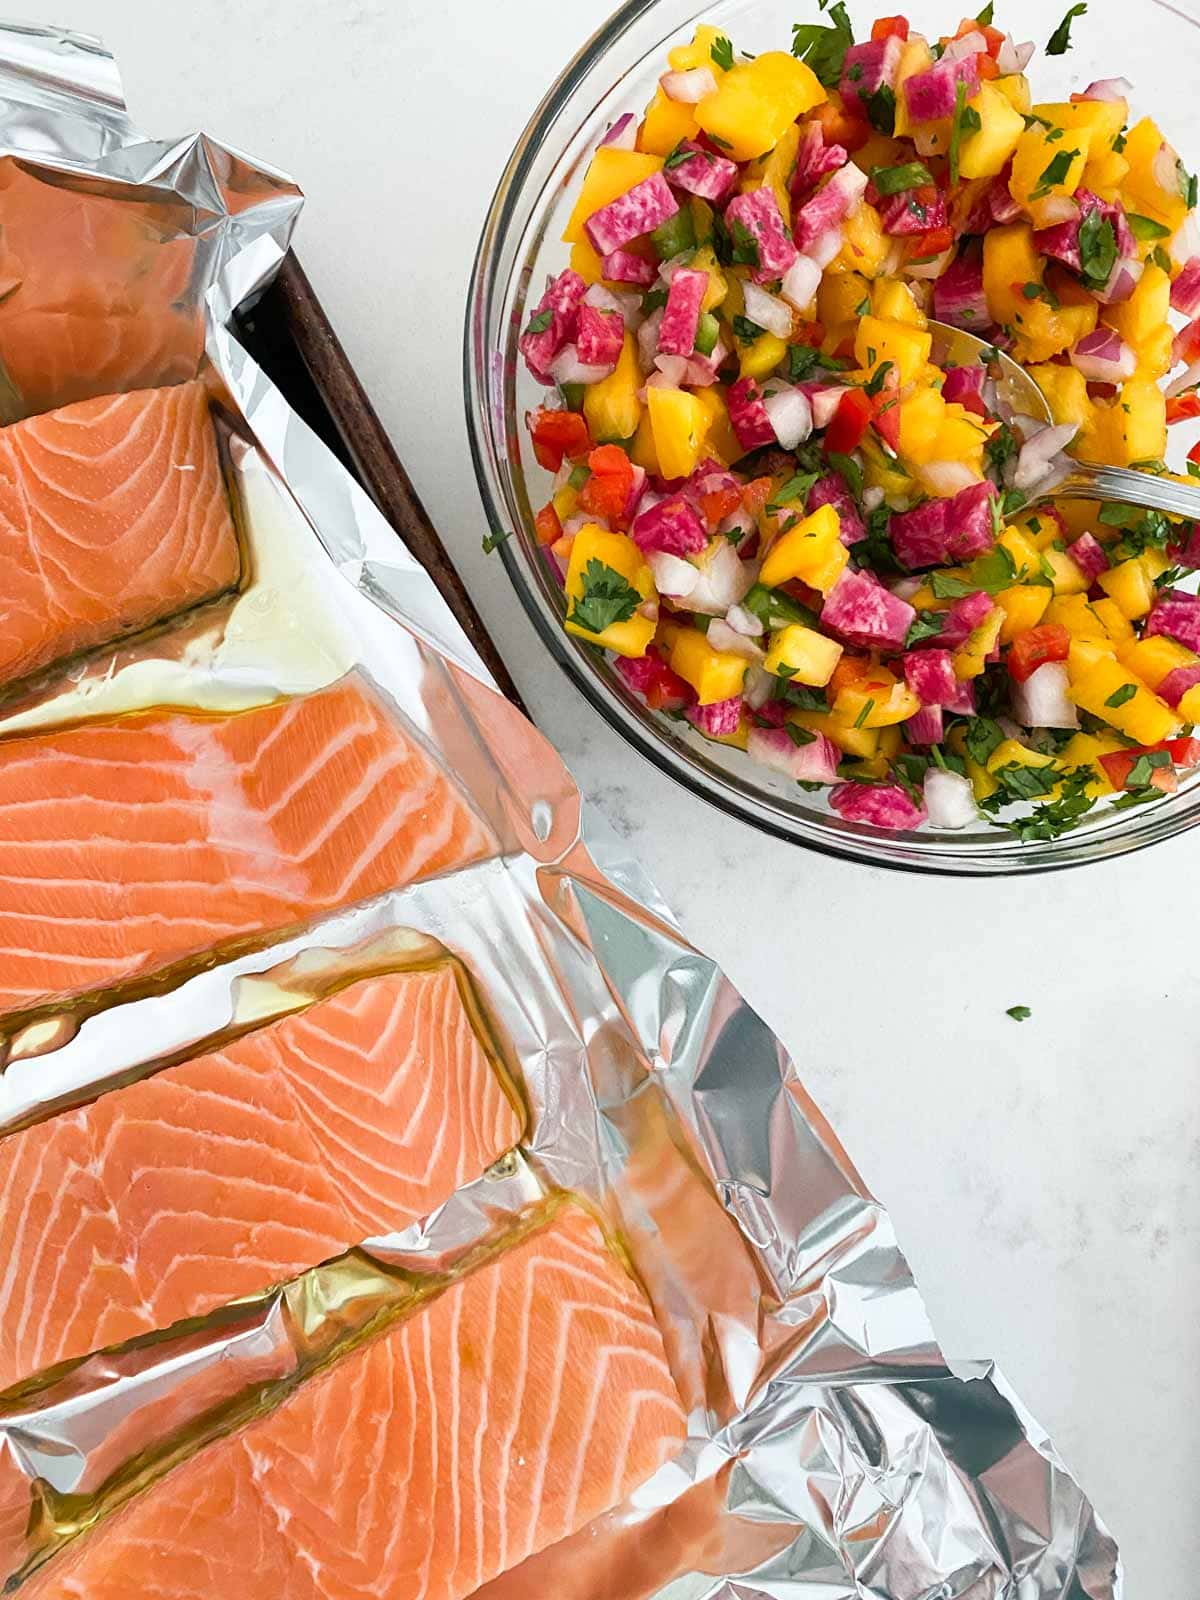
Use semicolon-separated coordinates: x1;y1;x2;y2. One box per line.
686;696;744;736
889;499;949;568
830;782;927;829
603;248;657;286
903;54;980;122
585;171;679;255
1169;524;1200;569
821;568;915;651
790;120;848;202
1171;258;1200;317
933;256;989;331
793;164;868;251
839;35;903;119
809;472;866;545
879;188;948;237
727;376;777;451
890;482;996;568
747;725;840;782
663;140;739;203
946;482;998;561
1145;589;1200;651
937;591;995;650
658;268;708;357
631;495;708;556
987;174;1023;225
1158;664;1200;708
753;697;789;727
575;303;625;369
1066;532;1109;583
519;269;588;383
903;648;959;706
616;648;693;708
724;187;798;284
941;364;987;413
905;705;944;745
943;676;977;715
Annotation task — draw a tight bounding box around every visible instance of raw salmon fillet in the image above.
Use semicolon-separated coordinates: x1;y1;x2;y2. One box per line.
0;965;521;1391
25;1206;687;1600
0;679;493;1015
0;381;240;686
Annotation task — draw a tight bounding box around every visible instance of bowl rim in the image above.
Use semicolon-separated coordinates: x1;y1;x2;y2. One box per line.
463;0;1200;876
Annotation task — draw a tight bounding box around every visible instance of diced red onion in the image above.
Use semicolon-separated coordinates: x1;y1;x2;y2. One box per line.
933;256;989;330
1013;423;1079;492
941;365;986;409
549;345;616;386
781;255;822;312
706;618;765;659
1035;195;1080;228
726;602;765;637
742;664;774;710
646;551;698;598
997;36;1036;74
562;511;602;537
763;385;813;450
684;345;727;387
804;384;849;429
924;769;978;829
862;485;885;512
907;247;956;281
1154;141;1182;197
651;352;690;387
660;66;718;103
1171;258;1200;317
1166;360;1200;399
637;307;663;370
1070;328;1136;383
599;112;637;151
687;540;753;615
748;726;840;783
742;281;794;339
584;281;641;328
1011;662;1079;730
809;227;845;268
1171;214;1200;271
920;460;978;496
1082;76;1132;102
942;30;987;60
890;575;923;601
1095;255;1143;307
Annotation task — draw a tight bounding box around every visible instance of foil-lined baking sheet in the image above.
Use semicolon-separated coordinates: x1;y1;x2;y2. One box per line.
0;24;1119;1599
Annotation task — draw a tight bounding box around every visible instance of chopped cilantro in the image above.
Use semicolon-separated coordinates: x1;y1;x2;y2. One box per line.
1105;683;1138;709
481;527;512;555
855;502;906;574
1127;212;1171;241
906;612;946;647
1031;149;1080;199
862;84;897;134
786;723;817;746
1152;244;1173;274
663;145;694;173
985;423;1018;479
1078;210;1118;289
767;471;819;512
729;219;761;269
989;767;1098;840
864;360;895;397
992;761;1059;801
790;1;854;86
525;309;553;336
871;161;934;196
786;343;818;382
976;0;994;20
1001;488;1029;517
744;583;820;631
827;451;864;498
1006;1005;1033;1022
710;33;734;71
707;131;734;150
732;314;766;343
642;286;669;314
853;698;875;729
566;558;643;635
1046;3;1086;54
964;716;1006;767
949;78;971;186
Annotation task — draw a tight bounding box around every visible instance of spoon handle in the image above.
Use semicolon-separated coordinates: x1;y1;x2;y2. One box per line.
1057;461;1200;522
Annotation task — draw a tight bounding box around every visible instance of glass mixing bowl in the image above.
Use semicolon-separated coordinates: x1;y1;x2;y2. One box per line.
465;0;1200;873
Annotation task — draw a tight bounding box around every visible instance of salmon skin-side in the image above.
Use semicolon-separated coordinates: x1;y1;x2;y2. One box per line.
0;965;522;1393
0;678;494;1017
20;1205;687;1600
0;382;240;686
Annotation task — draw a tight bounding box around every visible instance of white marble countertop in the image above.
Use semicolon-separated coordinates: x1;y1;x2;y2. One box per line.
17;1;1200;1591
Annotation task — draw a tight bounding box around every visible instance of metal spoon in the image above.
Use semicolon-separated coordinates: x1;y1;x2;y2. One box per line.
928;319;1200;521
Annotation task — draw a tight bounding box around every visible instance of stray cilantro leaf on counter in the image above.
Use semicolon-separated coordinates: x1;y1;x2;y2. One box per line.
1046;2;1086;54
791;0;854;85
566;559;642;635
1006;1005;1032;1022
481;527;512;555
710;33;734;71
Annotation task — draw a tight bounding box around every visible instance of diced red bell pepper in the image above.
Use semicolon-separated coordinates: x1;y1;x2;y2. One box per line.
1166;393;1200;425
741;476;776;519
698;484;743;529
1007;623;1070;683
871;14;910;40
528;407;593;472
1099;739;1200;792
646;657;693;711
953;16;1004;53
812;100;870;153
578;444;635;525
825;388;874;453
976;53;1000;79
792;319;825;348
1187;439;1200;470
904;224;955;262
535;503;563;545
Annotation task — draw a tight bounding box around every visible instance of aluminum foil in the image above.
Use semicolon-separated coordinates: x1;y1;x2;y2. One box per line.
0;25;1120;1600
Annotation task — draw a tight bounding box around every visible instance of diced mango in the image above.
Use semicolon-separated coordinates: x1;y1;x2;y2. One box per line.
893;38;933;139
1104;263;1171;350
1121;117;1189;233
764;623;843;686
564;525;657;658
569;238;606;285
630;410;660;475
1027;362;1093;435
1116;634;1199;688
1045;593;1110;641
665;625;749;705
871;277;925;327
818;269;870;351
1108;379;1168;467
983;223;1042;327
1058;731;1125;796
791;708;879;758
689;245;728;312
1068;638;1116;679
833;202;890;279
692;384;742;465
638;87;701;157
695;52;825;162
834;676;920;729
986;738;1058;777
759;504;848;593
930;404;989;473
860;435;917;503
993;74;1032;116
1011;293;1095;366
744;121;801;224
738;330;789;380
563;149;664;244
1009;122;1091;229
585;332;643;443
1069;656;1179;743
552;484;579;522
647;386;709;479
1042;545;1090;596
896;385;948;465
1034;99;1127;147
1084;145;1129;202
959;82;1026;180
953;607;1005;679
997;525;1042;581
854;315;931;387
668;24;725;73
1090;597;1135;642
995;584;1052;643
